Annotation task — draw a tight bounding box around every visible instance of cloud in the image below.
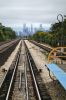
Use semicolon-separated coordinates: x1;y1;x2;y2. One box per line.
0;0;66;28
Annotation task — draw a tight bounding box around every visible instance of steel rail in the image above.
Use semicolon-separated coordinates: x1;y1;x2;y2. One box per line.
25;60;29;100
18;71;22;90
27;52;41;100
23;42;29;100
0;39;19;53
5;51;20;100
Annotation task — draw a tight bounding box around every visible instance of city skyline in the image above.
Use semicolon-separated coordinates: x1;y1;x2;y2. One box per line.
15;23;46;35
0;0;66;32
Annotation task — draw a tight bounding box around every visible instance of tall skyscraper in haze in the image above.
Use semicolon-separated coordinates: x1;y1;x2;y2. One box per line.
31;24;33;34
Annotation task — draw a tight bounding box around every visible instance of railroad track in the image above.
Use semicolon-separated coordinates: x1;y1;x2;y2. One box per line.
9;41;27;100
0;39;15;46
0;39;20;53
0;40;11;46
0;39;20;66
0;42;21;100
29;40;52;52
29;40;66;61
0;40;52;100
10;40;36;100
25;41;52;100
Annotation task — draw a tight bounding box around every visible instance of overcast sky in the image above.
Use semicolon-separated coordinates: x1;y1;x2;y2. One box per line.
0;0;66;29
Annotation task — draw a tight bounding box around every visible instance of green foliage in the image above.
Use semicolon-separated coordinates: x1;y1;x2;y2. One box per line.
31;19;66;47
0;23;16;41
32;31;46;42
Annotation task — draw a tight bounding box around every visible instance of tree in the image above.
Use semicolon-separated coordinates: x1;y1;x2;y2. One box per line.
0;23;16;41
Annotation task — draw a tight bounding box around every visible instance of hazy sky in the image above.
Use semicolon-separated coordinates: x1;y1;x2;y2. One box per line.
0;0;66;29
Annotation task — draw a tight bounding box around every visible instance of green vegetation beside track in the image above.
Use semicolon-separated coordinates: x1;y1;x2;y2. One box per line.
0;23;16;41
30;19;66;47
